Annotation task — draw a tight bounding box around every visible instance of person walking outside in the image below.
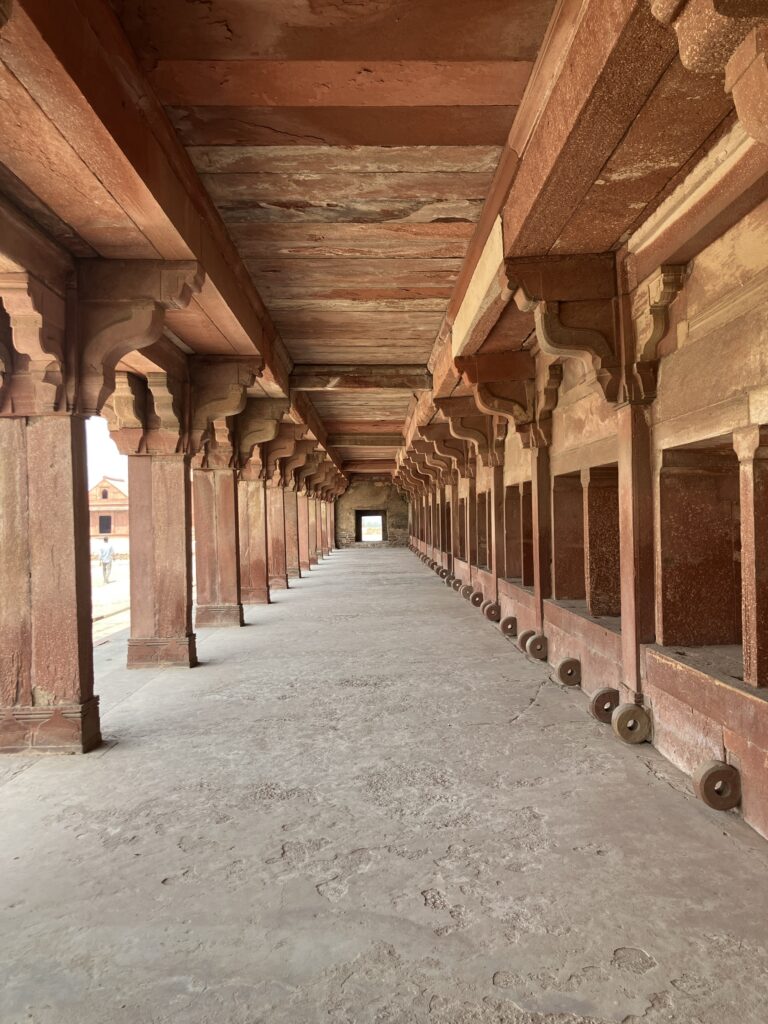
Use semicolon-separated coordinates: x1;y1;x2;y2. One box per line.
98;536;115;584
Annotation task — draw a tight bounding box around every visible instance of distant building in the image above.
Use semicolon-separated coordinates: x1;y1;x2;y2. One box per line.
88;477;129;557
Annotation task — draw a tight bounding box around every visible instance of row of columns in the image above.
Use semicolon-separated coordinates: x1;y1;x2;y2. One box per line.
0;263;343;754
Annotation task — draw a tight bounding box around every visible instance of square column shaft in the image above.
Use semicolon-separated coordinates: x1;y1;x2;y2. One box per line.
267;482;289;588
0;416;101;752
238;472;270;604
735;426;768;687
284;488;301;578
127;454;197;666
297;492;311;572
193;467;244;626
308;498;319;566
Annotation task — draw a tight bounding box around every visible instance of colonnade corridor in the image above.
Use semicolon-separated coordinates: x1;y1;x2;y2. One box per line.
0;546;767;1024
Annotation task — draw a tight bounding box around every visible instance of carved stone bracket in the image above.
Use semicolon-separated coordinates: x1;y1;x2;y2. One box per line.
263;423;309;485
281;439;319;489
629;263;689;403
236;396;289;468
190;358;261;453
77;260;204;415
104;369;191;456
419;422;470;480
0;272;66;416
433;395;505;468
652;1;768;142
296;452;325;493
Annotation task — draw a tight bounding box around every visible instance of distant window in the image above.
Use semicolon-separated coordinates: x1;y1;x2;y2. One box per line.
101;488;109;499
98;515;112;534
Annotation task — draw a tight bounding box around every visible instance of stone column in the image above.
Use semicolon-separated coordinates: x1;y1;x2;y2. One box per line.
468;477;478;568
315;495;324;561
284;486;301;579
504;483;522;579
531;445;552;629
266;481;289;589
297;492;311;572
308;497;319;566
238;460;270;604
193;450;244;627
0;415;101;752
489;465;505;592
582;464;621;618
551;473;585;600
618;404;656;697
734;425;768;687
320;499;329;556
521;481;534;587
127;452;196;665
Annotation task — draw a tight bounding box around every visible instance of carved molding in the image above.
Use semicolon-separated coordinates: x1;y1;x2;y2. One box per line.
77;260;204;415
0;272;65;416
191;359;259;453
237;397;289;466
263;423;308;484
281;439;319;489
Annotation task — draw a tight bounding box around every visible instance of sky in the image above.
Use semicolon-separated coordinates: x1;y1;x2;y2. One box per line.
86;416;128;491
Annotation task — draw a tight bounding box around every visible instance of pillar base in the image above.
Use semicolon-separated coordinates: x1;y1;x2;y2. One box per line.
127;635;198;668
287;566;301;579
299;560;311;573
195;604;245;627
242;586;270;604
269;575;289;589
0;697;101;753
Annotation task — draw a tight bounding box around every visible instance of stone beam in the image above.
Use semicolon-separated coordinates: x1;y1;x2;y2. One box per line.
290;365;432;391
149;60;533;108
1;1;291;388
327;434;403;448
342;460;395;475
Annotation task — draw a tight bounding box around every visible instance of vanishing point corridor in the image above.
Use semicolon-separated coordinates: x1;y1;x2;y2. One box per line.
2;547;768;1024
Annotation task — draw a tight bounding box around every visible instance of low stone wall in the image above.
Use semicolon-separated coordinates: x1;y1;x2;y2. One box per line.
335;478;408;547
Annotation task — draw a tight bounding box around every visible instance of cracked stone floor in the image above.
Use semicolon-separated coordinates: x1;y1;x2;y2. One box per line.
2;547;768;1024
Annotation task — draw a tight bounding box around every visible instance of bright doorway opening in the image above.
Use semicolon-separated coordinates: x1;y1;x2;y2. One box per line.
356;510;386;543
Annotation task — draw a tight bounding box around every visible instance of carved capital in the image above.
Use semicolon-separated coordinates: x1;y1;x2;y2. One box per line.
236;397;289;466
433;395;504;468
104;372;147;454
726;24;768;143
281;439;319;489
198;417;235;471
190;358;260;452
263;423;308;484
0;272;65;416
296;452;325;493
651;0;763;75
77;260;204;415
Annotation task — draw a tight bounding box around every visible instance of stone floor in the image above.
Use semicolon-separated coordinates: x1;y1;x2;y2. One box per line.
2;548;768;1024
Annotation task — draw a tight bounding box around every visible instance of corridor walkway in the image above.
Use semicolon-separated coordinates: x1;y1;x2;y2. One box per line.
2;548;768;1024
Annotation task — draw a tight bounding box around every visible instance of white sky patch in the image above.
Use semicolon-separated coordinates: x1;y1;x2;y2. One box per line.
86;416;128;491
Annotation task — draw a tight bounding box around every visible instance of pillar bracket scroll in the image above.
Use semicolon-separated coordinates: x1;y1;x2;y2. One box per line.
281;439;319;489
77;260;204;416
236;397;290;468
652;2;768;142
434;395;505;468
263;423;309;485
629;263;689;403
0;272;65;416
190;358;262;455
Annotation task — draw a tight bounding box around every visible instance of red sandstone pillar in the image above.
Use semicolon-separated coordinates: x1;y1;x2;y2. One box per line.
127;452;197;665
266;481;289;589
297;492;311;572
489;466;504;596
315;496;324;560
0;415;101;752
618;404;655;697
582;465;621;618
531;445;552;628
193;465;244;626
320;500;330;556
734;425;768;687
551;473;585;600
521;481;534;586
468;477;478;568
238;463;270;604
308;498;319;565
284;487;301;579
